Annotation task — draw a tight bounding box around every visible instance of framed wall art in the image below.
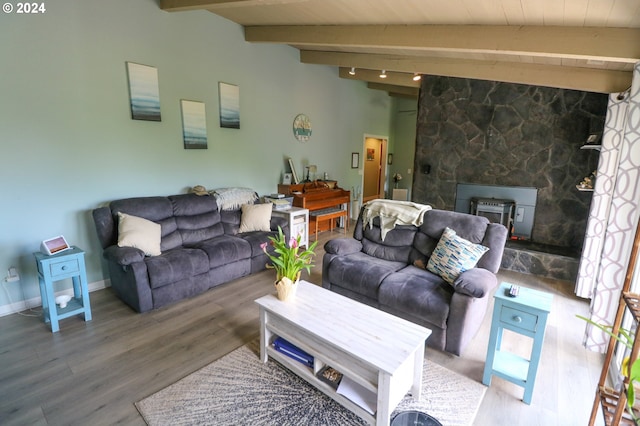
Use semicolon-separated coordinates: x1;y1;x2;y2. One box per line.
181;100;207;149
126;62;161;121
218;82;240;129
288;158;300;184
367;148;375;161
351;152;359;169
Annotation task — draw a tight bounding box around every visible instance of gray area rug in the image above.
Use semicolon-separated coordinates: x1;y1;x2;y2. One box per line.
136;341;486;426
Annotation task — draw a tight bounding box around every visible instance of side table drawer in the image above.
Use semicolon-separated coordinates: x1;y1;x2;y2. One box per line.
500;305;538;332
49;259;80;277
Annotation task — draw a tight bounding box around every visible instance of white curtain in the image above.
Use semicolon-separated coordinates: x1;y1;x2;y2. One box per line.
577;63;640;351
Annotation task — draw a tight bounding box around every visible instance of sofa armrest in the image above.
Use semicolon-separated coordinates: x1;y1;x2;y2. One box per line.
103;245;145;266
324;238;363;255
452;268;498;298
270;216;288;232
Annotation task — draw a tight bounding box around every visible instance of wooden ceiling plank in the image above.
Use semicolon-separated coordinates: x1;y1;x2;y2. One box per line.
245;25;640;63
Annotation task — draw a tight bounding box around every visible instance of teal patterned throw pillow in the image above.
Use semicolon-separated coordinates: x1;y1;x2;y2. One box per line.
427;227;489;284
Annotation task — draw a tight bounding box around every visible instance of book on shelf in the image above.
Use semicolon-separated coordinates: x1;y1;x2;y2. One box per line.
273;337;314;368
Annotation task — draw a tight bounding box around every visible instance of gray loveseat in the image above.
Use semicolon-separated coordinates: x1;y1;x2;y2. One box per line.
92;192;288;313
322;205;507;355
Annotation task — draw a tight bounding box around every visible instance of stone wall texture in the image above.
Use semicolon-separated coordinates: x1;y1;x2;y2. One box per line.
413;76;608;249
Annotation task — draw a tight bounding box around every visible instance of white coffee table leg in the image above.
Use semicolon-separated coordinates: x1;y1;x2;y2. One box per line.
377;372;392;426
411;343;425;398
259;307;269;363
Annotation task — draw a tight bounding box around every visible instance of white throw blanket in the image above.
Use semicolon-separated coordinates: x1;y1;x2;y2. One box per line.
362;199;432;240
212;187;258;211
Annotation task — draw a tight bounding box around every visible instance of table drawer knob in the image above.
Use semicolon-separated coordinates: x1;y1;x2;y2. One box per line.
512;315;522;323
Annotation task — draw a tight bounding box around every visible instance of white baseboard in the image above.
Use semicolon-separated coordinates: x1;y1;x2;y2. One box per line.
0;279;110;318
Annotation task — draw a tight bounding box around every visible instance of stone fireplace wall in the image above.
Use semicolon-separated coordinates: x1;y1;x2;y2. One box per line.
412;76;608;249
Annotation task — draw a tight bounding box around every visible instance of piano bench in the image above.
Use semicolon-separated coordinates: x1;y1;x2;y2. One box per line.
309;207;349;241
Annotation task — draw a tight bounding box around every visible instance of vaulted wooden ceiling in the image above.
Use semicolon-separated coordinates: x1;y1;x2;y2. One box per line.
160;0;640;96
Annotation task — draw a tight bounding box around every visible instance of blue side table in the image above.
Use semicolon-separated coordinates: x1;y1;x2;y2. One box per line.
482;282;552;404
33;246;92;332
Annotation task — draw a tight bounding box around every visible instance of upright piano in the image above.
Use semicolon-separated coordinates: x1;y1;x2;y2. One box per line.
277;181;351;238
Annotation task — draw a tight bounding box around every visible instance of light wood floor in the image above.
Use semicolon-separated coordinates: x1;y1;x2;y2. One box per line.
0;229;606;426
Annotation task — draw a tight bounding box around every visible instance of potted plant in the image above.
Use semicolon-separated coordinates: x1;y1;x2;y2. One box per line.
261;227;318;301
577;314;640;423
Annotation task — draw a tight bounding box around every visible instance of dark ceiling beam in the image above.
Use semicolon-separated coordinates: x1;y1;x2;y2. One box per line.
367;82;419;98
161;0;306;12
326;53;631;93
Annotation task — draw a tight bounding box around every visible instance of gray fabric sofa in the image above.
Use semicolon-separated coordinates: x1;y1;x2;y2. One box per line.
92;193;288;313
322;207;507;355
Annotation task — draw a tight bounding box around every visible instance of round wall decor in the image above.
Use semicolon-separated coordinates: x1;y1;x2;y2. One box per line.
293;114;312;142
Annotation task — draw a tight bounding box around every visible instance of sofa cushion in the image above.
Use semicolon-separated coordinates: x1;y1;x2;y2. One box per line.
427;227;489;284
110;196;183;252
194;235;252;268
145;248;210;289
117;212;162;256
360;219;417;263
169;194;224;245
325;252;405;300
378;268;453;329
239;203;272;233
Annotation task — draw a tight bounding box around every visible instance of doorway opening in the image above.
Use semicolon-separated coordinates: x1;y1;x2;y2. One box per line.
362;135;388;204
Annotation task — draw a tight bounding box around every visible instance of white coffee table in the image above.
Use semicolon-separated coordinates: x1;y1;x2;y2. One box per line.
255;280;432;426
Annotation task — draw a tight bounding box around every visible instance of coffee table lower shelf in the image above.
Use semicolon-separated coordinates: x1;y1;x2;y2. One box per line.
266;343;377;424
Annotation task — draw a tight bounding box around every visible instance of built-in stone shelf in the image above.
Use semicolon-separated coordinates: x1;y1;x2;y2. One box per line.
501;240;580;283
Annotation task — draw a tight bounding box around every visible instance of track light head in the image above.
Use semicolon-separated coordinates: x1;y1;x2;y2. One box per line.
412;73;422;81
348;67;356;75
379;70;387;78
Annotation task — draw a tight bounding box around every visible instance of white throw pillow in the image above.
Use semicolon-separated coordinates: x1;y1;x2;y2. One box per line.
117;212;162;256
239;203;272;233
427;227;489;284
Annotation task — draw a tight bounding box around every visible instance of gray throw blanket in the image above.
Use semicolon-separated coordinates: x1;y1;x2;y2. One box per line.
363;199;432;240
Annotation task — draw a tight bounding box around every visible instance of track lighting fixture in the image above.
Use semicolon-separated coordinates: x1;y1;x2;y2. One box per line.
348;67;356;75
379;70;387;78
412;73;422;81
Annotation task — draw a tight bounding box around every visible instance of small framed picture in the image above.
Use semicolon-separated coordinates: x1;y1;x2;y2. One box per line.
388;153;393;165
283;173;292;185
351;152;359;169
366;148;375;161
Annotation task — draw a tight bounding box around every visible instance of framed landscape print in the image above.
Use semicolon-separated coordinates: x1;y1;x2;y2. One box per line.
126;62;161;121
218;82;240;129
181;100;207;149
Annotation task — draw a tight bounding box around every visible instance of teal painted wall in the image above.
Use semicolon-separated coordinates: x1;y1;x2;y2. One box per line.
0;0;391;313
